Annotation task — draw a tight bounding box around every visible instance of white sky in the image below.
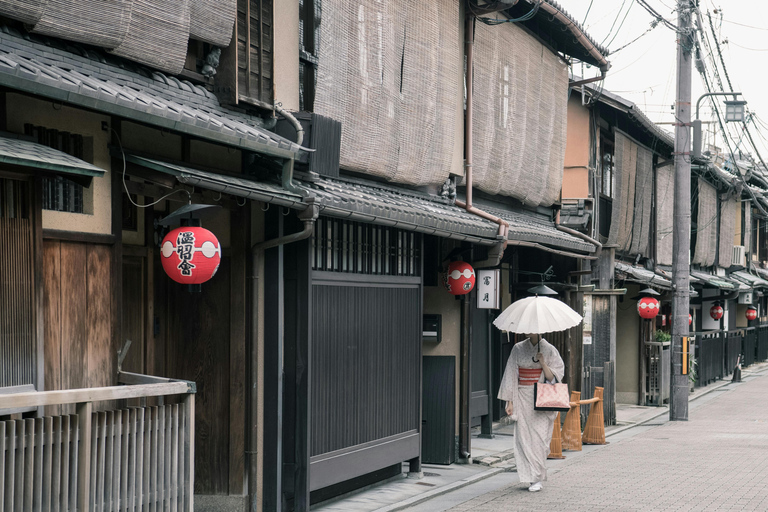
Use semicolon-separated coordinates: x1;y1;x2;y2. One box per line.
562;0;768;160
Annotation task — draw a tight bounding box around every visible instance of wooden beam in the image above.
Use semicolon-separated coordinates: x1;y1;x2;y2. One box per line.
0;382;194;409
42;230;117;245
584;288;627;296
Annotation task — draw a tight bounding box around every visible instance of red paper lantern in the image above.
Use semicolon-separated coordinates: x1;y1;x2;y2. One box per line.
688;313;692;326
746;306;758;321
710;304;724;321
161;226;222;285
637;296;660;319
445;261;475;295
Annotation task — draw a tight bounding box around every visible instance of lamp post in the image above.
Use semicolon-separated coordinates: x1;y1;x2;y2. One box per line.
692;92;746;159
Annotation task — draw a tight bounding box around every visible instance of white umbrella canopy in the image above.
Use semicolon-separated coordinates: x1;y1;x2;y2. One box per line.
493;295;583;334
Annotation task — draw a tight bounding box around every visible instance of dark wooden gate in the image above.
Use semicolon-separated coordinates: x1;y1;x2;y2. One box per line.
308;219;423;493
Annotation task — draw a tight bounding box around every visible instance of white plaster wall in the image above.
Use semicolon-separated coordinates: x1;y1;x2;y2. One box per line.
423;285;462;432
6;93;112;234
273;0;300;111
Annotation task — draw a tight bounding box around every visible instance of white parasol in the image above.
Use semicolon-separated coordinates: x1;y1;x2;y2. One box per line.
493;285;583;334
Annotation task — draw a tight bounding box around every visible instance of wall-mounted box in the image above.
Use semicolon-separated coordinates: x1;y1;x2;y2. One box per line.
423;314;442;343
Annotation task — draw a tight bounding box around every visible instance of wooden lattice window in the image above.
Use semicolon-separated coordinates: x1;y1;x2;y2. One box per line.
216;0;274;110
312;218;421;277
24;124;85;213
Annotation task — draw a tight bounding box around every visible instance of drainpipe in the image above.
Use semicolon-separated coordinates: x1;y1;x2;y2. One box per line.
274;104;306;197
569;69;608;88
455;14;509;262
249;202;318;511
253;203;319;252
275;104;305;147
459;293;471;461
554;210;603;252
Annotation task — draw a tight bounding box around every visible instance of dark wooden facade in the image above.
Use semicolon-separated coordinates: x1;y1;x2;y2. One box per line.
264;214;423;508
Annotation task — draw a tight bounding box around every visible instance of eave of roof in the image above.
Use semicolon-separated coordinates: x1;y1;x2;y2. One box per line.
123;154;304;209
615;261;673;290
690;271;739;290
0;25;305;161
501;0;610;69
298;176;596;253
582;83;675;152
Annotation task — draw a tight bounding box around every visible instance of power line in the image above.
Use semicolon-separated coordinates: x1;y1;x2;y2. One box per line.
601;0;632;46
610;20;661;54
636;0;678;32
603;1;636;48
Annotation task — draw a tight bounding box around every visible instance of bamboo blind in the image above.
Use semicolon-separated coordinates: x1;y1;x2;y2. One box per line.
0;0;46;25
693;178;718;267
472;19;569;206
31;0;132;49
189;0;236;47
314;0;460;185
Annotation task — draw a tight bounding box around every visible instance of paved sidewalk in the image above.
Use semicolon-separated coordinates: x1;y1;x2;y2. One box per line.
312;362;768;512
445;364;768;511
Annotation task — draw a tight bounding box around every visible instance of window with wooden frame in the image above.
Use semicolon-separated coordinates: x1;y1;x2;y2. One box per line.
24;124;88;214
312;218;421;277
216;0;274;110
598;132;615;240
299;0;319;111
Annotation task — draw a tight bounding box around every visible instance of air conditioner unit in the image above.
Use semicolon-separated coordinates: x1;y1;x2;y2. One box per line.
275;112;341;178
732;245;746;267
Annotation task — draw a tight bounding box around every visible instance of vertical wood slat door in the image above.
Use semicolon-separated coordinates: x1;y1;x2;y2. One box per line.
0;178;37;393
42;240;115;416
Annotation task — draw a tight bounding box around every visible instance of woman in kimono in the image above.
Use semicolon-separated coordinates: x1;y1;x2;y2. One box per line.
498;333;564;492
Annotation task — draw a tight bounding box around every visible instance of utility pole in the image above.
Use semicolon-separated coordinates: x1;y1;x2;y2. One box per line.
671;0;693;421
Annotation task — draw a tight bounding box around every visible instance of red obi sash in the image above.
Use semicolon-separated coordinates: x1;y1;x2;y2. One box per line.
518;368;542;386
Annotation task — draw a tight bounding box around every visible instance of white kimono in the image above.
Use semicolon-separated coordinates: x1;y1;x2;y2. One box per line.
497;338;565;484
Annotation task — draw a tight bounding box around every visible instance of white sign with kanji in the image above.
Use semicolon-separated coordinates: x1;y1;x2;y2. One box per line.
476;269;500;309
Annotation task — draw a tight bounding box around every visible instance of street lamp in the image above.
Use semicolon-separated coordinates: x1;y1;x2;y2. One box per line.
692;92;745;159
724;99;747;122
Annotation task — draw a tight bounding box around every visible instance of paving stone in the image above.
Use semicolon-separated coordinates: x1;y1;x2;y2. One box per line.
442;367;768;512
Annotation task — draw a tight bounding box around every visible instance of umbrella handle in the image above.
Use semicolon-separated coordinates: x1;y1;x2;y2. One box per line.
532;356;539;363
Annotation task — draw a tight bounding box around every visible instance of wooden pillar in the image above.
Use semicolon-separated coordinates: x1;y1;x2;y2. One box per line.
283;231;312;510
587;246;616;410
263;212;284;512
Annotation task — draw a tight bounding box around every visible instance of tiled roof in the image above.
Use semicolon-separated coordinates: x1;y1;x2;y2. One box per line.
0;135;105;179
123;154;304;209
691;271;739;290
732;270;768;289
583;84;674;151
0;25;305;160
615;261;673;289
298;176;596;252
540;0;609;57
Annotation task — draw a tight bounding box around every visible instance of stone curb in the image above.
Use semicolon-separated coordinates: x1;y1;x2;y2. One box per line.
372;467;506;512
473;449;515;466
